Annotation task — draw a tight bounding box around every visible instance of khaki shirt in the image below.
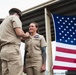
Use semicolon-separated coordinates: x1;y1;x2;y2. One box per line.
25;33;46;67
0;15;22;45
0;15;22;61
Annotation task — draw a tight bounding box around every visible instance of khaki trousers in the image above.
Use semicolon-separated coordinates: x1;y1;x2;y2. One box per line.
26;67;45;75
1;44;23;75
25;59;45;75
2;58;23;75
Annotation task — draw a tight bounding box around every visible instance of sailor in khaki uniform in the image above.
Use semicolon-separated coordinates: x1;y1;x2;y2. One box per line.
23;22;46;75
0;8;30;75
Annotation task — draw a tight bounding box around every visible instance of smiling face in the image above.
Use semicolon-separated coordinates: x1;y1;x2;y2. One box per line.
29;22;38;34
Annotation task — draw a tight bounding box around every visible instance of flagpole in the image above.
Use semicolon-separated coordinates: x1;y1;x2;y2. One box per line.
44;8;53;75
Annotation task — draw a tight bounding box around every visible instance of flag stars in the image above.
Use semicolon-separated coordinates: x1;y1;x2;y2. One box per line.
53;14;76;45
61;25;63;28
59;33;61;35
66;26;68;28
65;20;67;22
71;41;73;43
64;28;66;31
60;39;62;41
58;21;60;23
67;18;70;20
56;16;59;19
73;18;75;20
65;40;67;42
62;36;64;39
62;31;64;33
74;23;76;26
68;23;71;25
70;35;73;37
63;22;65;24
74;38;76;40
72;27;74;29
71;20;73;23
59;27;61;30
68;37;70;40
69;29;72;31
65;34;67;36
60;19;62;21
62;17;64;19
73;32;75;35
67;32;69;34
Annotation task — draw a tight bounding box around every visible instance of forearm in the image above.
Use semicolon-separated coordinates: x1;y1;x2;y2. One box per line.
15;27;30;39
16;29;27;38
24;53;26;67
41;46;46;64
24;50;27;67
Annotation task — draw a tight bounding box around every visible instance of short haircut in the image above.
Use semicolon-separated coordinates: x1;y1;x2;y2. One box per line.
9;8;22;19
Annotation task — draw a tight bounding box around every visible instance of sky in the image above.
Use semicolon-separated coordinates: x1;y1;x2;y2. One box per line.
0;0;66;73
0;0;49;18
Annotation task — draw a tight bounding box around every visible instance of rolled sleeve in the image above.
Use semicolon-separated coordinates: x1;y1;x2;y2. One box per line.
41;35;46;47
12;15;22;28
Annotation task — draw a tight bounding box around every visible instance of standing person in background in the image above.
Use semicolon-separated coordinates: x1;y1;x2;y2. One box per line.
23;22;46;75
0;8;30;75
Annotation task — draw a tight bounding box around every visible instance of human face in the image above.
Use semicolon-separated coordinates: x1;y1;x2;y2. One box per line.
29;23;38;33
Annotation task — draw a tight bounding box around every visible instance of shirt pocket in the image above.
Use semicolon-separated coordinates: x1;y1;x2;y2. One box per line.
33;38;41;47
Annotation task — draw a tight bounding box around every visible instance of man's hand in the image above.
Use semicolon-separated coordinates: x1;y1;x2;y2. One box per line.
40;64;46;72
23;67;26;73
14;27;30;39
25;32;30;38
23;32;30;39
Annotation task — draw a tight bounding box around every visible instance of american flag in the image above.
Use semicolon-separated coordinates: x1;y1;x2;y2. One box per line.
52;14;76;70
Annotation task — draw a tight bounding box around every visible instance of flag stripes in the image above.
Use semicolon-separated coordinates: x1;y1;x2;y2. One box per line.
55;56;76;63
52;14;76;70
53;66;76;70
56;47;76;54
